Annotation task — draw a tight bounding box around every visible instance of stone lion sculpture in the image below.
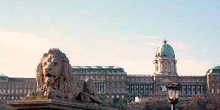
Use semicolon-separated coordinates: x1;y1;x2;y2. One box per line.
26;48;101;104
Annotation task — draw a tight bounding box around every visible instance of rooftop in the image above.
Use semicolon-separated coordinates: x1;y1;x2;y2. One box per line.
72;66;123;69
72;66;126;74
207;65;220;75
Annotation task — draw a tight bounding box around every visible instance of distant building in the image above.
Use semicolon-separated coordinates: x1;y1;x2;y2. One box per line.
0;40;219;102
72;66;127;99
206;66;220;94
127;40;207;99
126;75;153;97
0;74;35;102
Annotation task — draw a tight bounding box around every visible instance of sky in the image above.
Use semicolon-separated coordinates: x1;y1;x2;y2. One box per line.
0;0;220;77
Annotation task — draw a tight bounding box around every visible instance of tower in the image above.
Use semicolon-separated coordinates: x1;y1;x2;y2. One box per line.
153;40;178;76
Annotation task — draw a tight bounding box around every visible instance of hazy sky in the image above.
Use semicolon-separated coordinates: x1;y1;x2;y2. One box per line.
0;0;220;77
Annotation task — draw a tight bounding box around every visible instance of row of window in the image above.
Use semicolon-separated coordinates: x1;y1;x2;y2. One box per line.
0;95;22;100
181;85;206;95
127;78;152;82
180;78;205;82
211;83;220;87
209;76;220;80
0;89;32;95
128;85;153;89
106;95;125;99
0;83;36;89
74;69;124;73
94;82;126;93
211;88;220;93
106;88;126;93
130;90;153;94
79;75;125;80
95;82;105;93
181;90;206;95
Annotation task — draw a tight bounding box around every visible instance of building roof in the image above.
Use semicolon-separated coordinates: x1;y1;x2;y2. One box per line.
72;66;126;74
0;73;8;78
207;65;220;75
0;73;9;82
73;66;123;69
156;40;175;58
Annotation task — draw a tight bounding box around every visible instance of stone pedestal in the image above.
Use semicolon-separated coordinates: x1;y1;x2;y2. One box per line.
8;99;117;110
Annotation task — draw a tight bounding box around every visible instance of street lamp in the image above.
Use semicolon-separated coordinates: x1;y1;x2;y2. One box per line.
166;83;180;110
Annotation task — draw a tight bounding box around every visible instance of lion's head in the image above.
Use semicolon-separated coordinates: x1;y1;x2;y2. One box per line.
36;48;72;91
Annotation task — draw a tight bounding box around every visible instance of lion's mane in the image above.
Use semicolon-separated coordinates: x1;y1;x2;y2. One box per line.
36;48;73;93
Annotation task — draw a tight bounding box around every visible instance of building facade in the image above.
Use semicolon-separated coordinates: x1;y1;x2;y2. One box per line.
0;74;35;102
127;40;208;99
72;66;127;99
206;66;220;94
0;40;220;102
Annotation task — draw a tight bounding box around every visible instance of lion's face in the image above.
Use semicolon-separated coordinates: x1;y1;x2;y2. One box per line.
41;54;63;84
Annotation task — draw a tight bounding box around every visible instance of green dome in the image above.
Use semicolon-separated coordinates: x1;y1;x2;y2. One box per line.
213;66;220;69
156;40;175;58
207;66;220;74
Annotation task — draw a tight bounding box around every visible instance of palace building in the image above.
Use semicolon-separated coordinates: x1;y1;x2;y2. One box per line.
0;74;35;102
0;40;219;102
72;66;127;99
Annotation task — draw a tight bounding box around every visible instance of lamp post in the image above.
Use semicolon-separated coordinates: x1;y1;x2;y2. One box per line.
166;83;180;110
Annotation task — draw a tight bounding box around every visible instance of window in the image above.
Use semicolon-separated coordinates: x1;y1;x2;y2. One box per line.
127;85;129;89
212;83;215;87
121;95;124;98
121;82;124;87
25;84;27;88
116;95;119;98
155;65;158;71
8;83;11;88
85;75;88;79
127;78;129;82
